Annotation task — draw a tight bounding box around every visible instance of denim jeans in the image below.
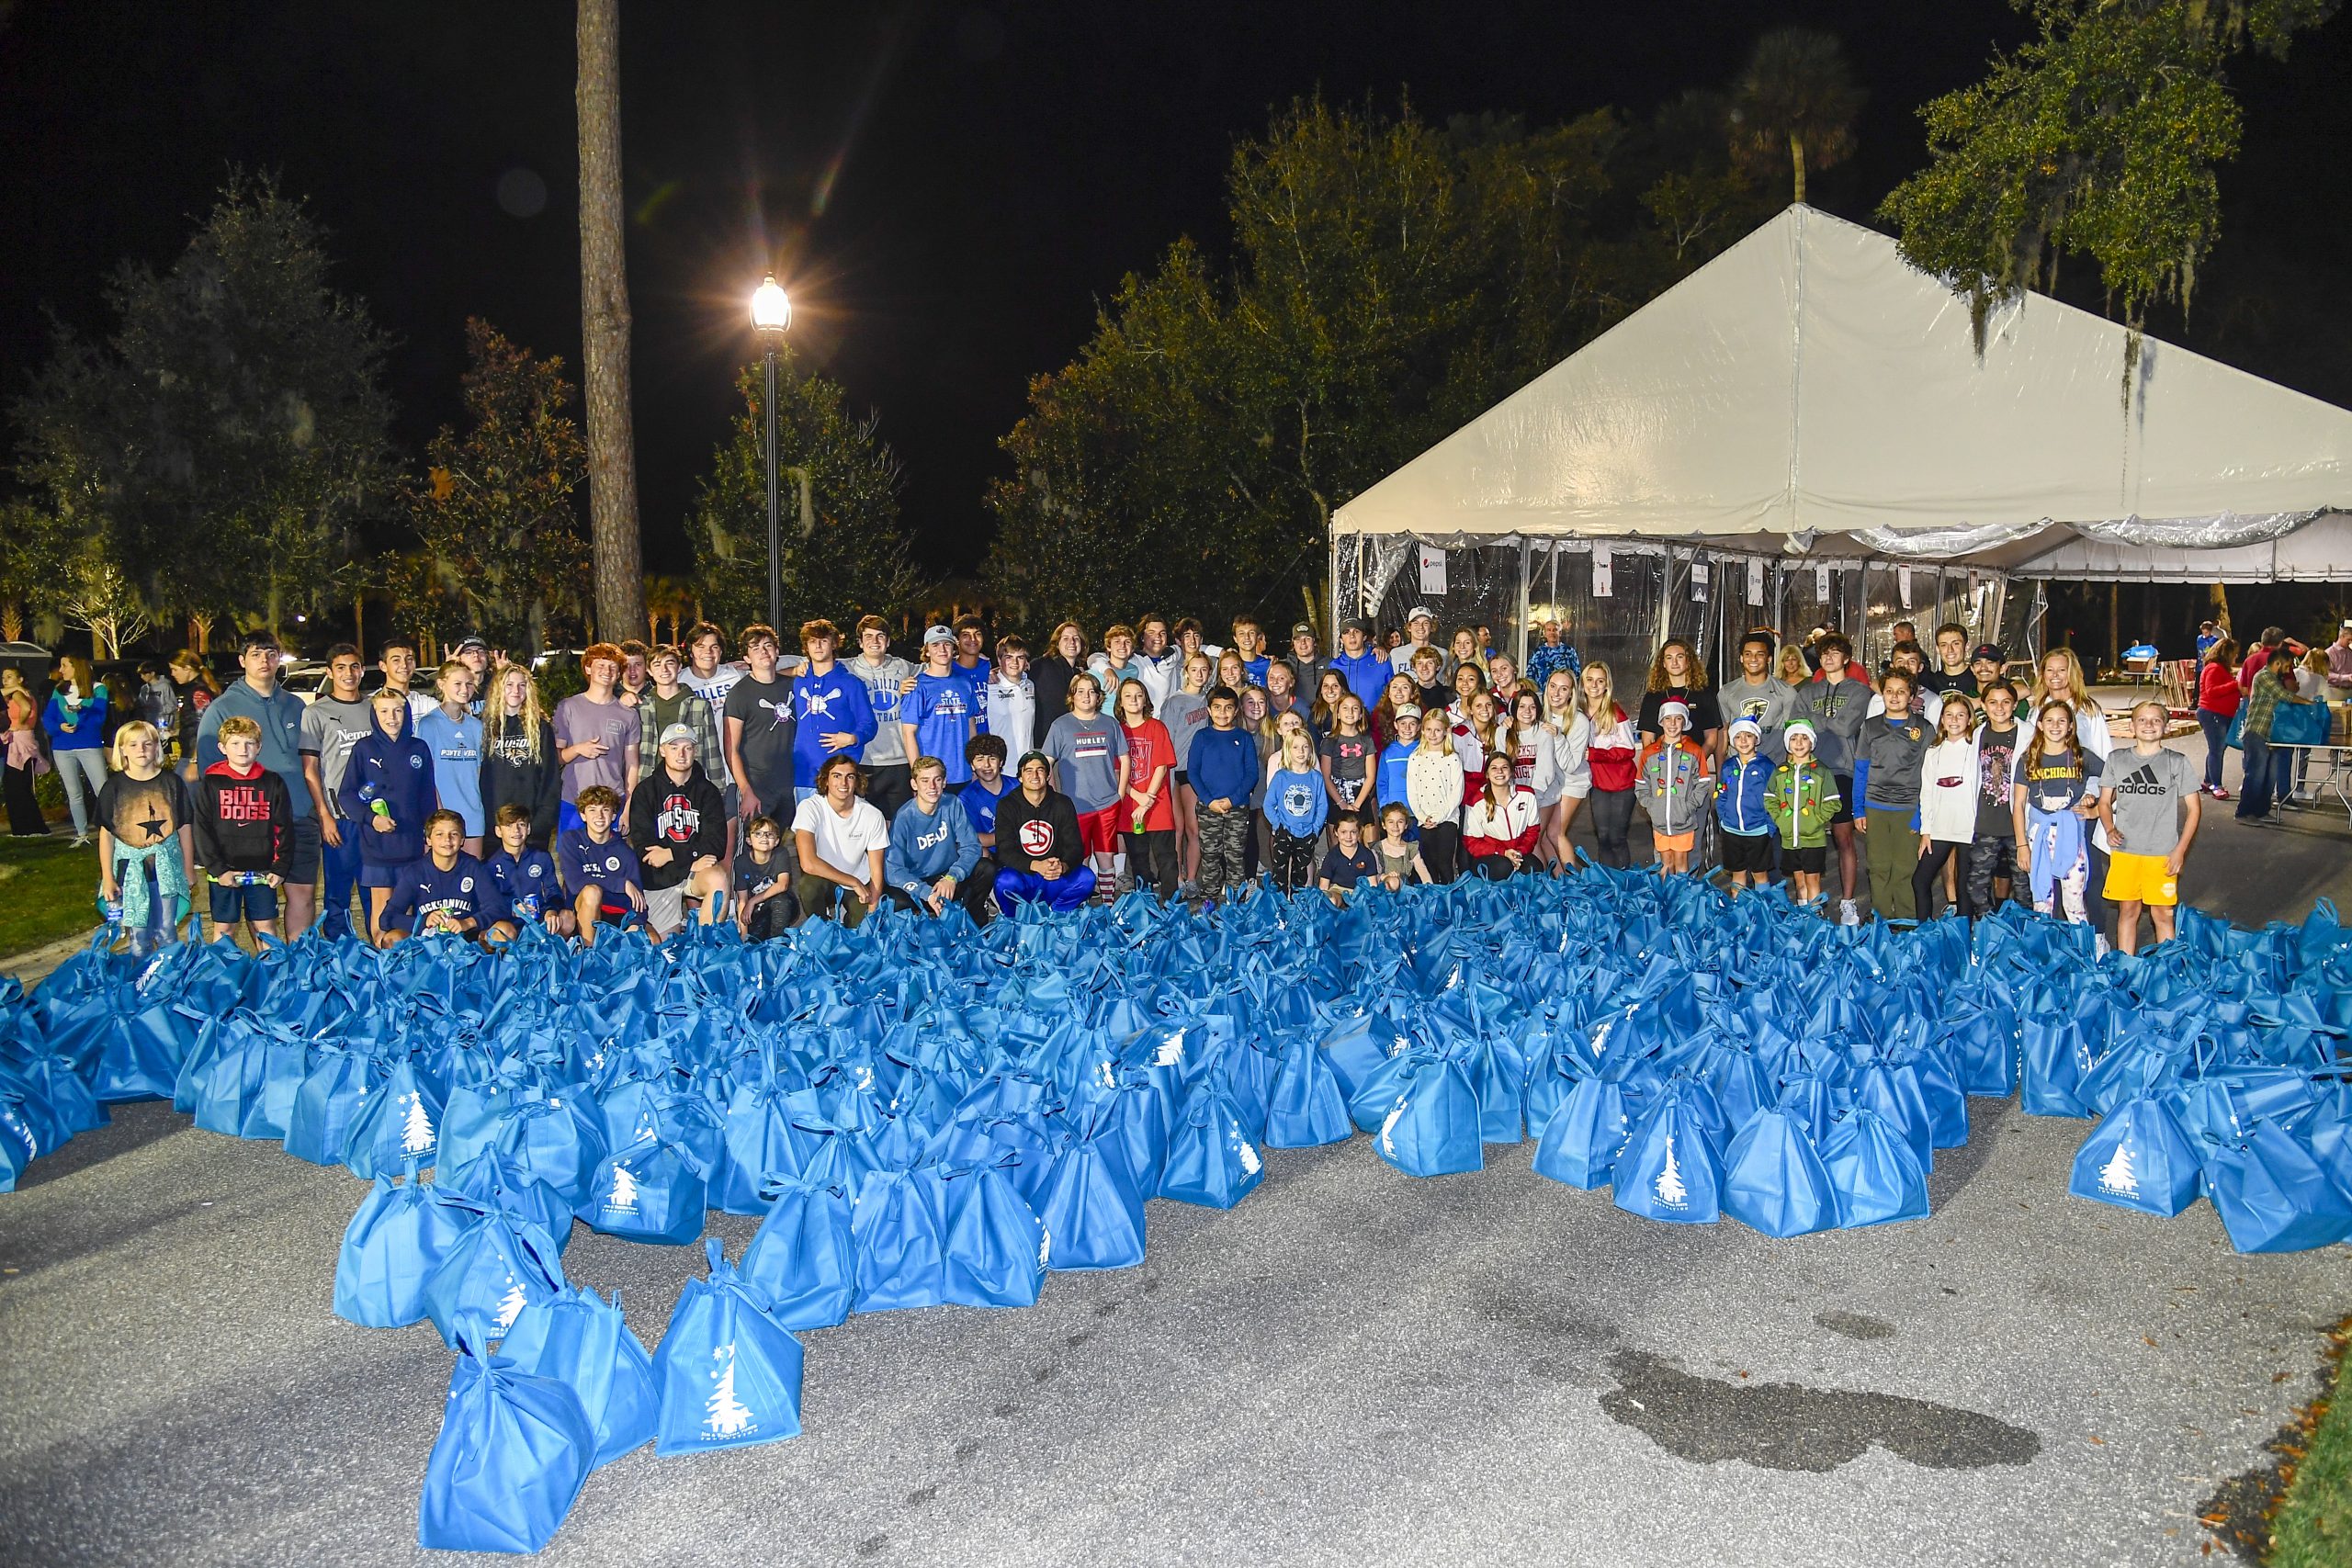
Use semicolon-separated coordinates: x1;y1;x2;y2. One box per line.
2236;732;2278;818
319;823;365;939
2197;709;2231;791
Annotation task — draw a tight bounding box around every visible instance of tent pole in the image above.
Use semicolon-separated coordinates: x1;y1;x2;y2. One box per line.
1516;536;1532;669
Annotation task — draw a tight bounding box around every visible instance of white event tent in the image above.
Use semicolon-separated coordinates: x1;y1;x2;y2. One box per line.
1330;204;2352;674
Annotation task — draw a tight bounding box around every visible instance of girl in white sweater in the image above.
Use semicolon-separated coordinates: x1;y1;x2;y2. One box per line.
1538;670;1590;870
1405;716;1467;883
1910;693;1980;919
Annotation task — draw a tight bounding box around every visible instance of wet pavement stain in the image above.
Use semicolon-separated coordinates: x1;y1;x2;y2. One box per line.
1815;1311;1897;1341
1599;1350;2041;1472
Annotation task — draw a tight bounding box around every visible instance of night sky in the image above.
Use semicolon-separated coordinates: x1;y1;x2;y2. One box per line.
6;1;2349;588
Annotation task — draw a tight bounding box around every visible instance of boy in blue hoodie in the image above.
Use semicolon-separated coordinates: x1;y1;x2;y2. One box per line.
336;686;437;937
1186;686;1257;902
790;619;877;802
485;801;571;937
377;810;514;946
1715;716;1777;892
885;756;994;920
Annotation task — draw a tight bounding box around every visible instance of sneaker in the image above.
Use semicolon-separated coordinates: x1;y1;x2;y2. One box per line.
2094;934;2111;958
2208;785;2231;799
1838;898;1860;927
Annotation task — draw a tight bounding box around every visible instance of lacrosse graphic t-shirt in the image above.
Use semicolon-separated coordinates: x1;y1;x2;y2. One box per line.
723;675;797;806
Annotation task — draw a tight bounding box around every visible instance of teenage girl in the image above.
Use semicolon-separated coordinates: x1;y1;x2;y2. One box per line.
1910;691;1980;919
1540;669;1591;870
1581;662;1640;870
2012;700;2104;926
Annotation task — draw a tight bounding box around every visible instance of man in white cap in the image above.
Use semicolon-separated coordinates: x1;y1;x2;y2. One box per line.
627;721;729;936
902;626;979;791
1388;605;1448;679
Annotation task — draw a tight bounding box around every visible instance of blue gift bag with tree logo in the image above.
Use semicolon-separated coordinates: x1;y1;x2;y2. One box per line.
2067;1096;2201;1218
740;1177;857;1331
850;1166;948;1311
651;1238;805;1455
418;1330;596;1554
1532;1076;1632;1190
1264;1035;1352;1149
1722;1108;1836;1238
1856;1062;1935;1175
282;1045;378;1167
423;1210;568;1348
2203;1122;2352;1253
497;1285;658;1470
1035;1109;1148;1271
1159;1088;1266;1207
345;1059;446;1181
578;1132;710;1247
1611;1088;1724;1224
937;1159;1048;1309
1820;1107;1930;1228
440;1150;578;1255
334;1162;478;1328
1372;1053;1485;1179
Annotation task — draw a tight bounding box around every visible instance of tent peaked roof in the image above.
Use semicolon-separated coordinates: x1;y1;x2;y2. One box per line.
1331;204;2352;542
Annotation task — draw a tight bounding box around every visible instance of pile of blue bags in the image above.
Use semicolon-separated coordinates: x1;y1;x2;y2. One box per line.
2;869;2346;1553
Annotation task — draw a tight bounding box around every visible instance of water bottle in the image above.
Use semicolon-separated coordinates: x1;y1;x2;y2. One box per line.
96;894;124;926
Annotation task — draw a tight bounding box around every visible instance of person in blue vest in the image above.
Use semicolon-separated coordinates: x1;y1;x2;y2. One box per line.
789;619;876;805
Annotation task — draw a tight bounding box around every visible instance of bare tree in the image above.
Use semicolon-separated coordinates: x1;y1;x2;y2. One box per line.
576;0;645;640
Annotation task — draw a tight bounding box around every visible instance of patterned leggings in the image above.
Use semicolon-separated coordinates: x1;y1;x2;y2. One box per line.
1196;807;1251;897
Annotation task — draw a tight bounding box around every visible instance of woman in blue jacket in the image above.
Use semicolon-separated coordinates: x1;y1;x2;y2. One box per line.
336;687;437;934
43;655;110;845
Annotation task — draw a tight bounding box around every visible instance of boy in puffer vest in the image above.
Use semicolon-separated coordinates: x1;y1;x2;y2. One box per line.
1765;718;1842;909
1634;699;1714;875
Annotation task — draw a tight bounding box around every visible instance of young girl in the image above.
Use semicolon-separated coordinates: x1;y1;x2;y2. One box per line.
1264;728;1330;896
1043;671;1130;890
43;654;110;845
1113;676;1179;900
1911;690;1981;919
1765;719;1840;908
415;660;485;856
1371;671;1418;753
1581;662;1640;870
2012;700;2104;927
1539;670;1590;871
1376;802;1426;888
2;669;44;839
1242;686;1277;879
1635;699;1713;875
480;664;561;849
1714;716;1775;891
96;720;194;954
1405;709;1465;882
2030;649;2114;924
1319;693;1376;832
1462;753;1541;879
1161;652;1213;892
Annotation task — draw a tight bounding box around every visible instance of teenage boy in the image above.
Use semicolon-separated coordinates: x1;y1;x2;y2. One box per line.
723;624;797;827
637;644;726;791
1716;632;1796;762
377;809;514;947
790;619;877;804
379;635;435;724
1317;814;1378;899
1967;680;2024;914
1881;621;1923;676
195;629;320;937
886;755;994;919
792;755;890;927
985;637;1037;761
1134;615;1179;711
300;644;376;941
732;815;797;939
682;623;750;709
1793;634;1872;924
2099;700;2202;954
450;637;493;716
486;802;571;937
951;615;993;703
903;626;978;787
195;714;293;942
848;616;918;820
553;643;642;831
960;734;1013;856
1969;643;2007;700
1187;686;1256;902
627;723;729;937
1920;623;1978;700
1853;671;1930;922
1101;625;1142;691
1229;617;1272;687
992;750;1095;913
1408;646;1451;718
337;686;437;936
1283;622;1328;706
1331;618;1391;710
1388;606;1444;678
557;784;644;945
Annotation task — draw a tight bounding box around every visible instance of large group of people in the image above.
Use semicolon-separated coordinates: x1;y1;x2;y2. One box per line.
5;600;2256;960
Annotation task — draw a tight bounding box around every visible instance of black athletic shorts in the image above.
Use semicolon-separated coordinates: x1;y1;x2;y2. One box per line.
1828;773;1855;826
1785;844;1827;874
1719;830;1773;873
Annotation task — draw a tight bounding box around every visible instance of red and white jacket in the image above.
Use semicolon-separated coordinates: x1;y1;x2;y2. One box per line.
1463;788;1542;859
1584;704;1639;794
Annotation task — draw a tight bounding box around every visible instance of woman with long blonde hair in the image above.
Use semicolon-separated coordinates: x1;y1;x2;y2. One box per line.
1538;668;1591;869
479;662;560;846
1580;661;1641;869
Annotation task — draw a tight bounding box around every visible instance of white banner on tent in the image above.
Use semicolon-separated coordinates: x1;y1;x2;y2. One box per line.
1593;545;1613;598
1418;544;1447;595
1898;566;1914;608
1690;560;1709;603
1815;565;1830;602
1747;558;1764;606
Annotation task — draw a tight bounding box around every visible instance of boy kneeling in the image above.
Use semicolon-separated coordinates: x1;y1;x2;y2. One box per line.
377;809;517;946
559;784;646;944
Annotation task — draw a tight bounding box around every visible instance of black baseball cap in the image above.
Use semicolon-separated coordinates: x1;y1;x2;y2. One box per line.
1972;643;2006;664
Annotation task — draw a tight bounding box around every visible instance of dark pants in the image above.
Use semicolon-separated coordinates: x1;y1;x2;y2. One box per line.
2236;733;2278;818
865;763;912;823
1912;839;1967;920
1269;827;1317;896
1965;835;2015;915
1124;829;1179;900
1588;789;1634;869
2;759;40;837
1419;821;1463;883
898;859;998;921
1469;852;1520;881
1197;808;1250;896
320;821;364;940
2197;710;2231;791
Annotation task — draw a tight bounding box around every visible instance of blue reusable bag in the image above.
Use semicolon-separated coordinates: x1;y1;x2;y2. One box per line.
1035;1120;1148;1271
1722;1109;1836;1238
1946;1007;2018;1097
441;1150;578;1254
2203;1122;2352;1253
1856;1063;1935;1175
2067;1097;2202;1218
1819;1107;1930;1228
423;1213;568;1348
96;995;193;1103
1264;1036;1352;1149
188;1021;307;1143
1611;1090;1724;1224
334;1163;479;1328
497;1285;658;1470
345;1059;446;1181
418;1331;596;1555
578;1133;709;1247
850;1167;948;1311
651;1238;805;1455
282;1046;377;1167
487;1092;607;1208
937;1160;1048;1309
740;1178;857;1331
1372;1055;1485;1179
717;1080;812;1215
1531;1077;1632;1190
1159;1090;1266;1208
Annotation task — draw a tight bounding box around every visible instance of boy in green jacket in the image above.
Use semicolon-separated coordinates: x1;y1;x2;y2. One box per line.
1765;718;1842;908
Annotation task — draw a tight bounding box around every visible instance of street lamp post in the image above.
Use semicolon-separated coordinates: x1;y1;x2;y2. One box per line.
751;274;792;630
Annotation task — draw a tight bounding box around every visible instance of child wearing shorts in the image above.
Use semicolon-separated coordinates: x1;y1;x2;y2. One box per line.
2098;699;2201;954
1714;716;1774;891
1765;719;1839;908
194;714;292;942
1634;699;1713;874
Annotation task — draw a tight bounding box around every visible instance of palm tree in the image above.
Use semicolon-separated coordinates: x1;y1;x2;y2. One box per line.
577;0;645;642
1730;28;1863;207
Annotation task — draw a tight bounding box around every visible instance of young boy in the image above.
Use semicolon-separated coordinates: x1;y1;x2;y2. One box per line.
1634;699;1713;875
732;814;797;939
1186;687;1256;902
1765;719;1840;908
904;626;978;788
986;637;1037;759
627;723;730;937
1375;802;1427;889
1714;716;1775;891
1317;813;1378;900
195;714;293;942
1967;680;2024;915
958;733;1013;854
377;809;515;947
1854;671;1931;922
485;802;571;937
2098;699;2202;955
558;784;645;945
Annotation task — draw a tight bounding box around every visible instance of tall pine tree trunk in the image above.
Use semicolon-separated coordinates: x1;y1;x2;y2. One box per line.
577;0;645;642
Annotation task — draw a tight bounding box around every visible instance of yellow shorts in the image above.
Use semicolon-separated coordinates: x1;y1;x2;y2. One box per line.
1655;830;1696;852
2102;851;2178;907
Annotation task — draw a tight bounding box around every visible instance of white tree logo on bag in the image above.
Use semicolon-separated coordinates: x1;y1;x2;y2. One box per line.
1654;1134;1689;1210
399;1093;435;1155
492;1277;527;1332
705;1343;757;1438
1378;1097;1408;1156
606;1163;640;1213
2097;1142;2140;1199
